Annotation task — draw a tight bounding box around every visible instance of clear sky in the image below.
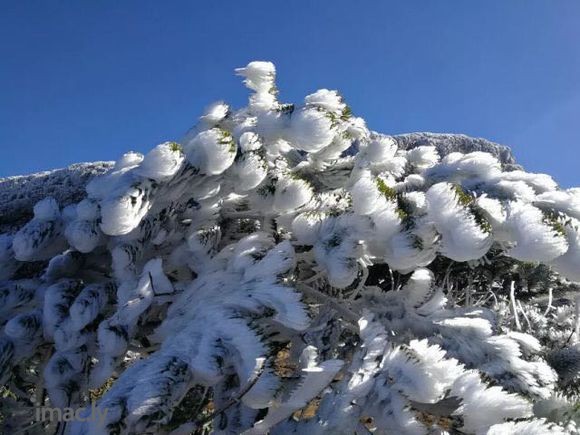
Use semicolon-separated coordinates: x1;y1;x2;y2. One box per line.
1;1;579;187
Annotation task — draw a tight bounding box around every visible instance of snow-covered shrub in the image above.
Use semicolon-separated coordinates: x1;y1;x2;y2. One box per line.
0;61;579;434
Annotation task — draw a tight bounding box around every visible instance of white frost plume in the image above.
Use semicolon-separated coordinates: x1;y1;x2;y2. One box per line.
344;115;369;141
184;128;237;175
70;283;111;331
550;221;580;282
65;199;103;253
238;131;262;152
86;154;141;201
135;142;184;181
406;145;440;170
534;188;580;221
369;200;402;248
358;135;398;165
236;61;277;111
99;179;155;236
310;134;352;161
501;169;558;193
76;198;99;220
426;151;502;184
505;202;568;262
235;61;276;93
402;190;428;213
114;151;144;170
384;228;438;273
291;211;327;245
396;174;425;192
357;135;406;177
384;338;465;404
314;214;368;288
426;182;493;261
475;195;509;239
33;197;60;220
13;197;67;261
273;176;313;213
401;267;436;308
199;101;229;125
450;371;533;434
286;107;335;152
304;88;346;114
246;346;343;435
489;179;537;202
232;152;268;193
350;170;384;215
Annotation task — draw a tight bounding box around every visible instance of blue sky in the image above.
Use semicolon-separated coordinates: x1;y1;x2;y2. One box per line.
1;1;579;187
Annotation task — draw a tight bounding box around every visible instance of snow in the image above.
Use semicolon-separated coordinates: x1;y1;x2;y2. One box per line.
286;107;335;152
184;128;237;175
304;88;345;114
135;142;185;181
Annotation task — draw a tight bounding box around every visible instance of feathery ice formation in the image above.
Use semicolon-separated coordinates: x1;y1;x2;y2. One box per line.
1;61;580;434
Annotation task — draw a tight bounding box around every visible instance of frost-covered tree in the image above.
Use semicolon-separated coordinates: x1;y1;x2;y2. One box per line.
1;61;580;435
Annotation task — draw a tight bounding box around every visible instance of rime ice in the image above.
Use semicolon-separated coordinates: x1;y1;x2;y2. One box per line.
0;61;579;435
